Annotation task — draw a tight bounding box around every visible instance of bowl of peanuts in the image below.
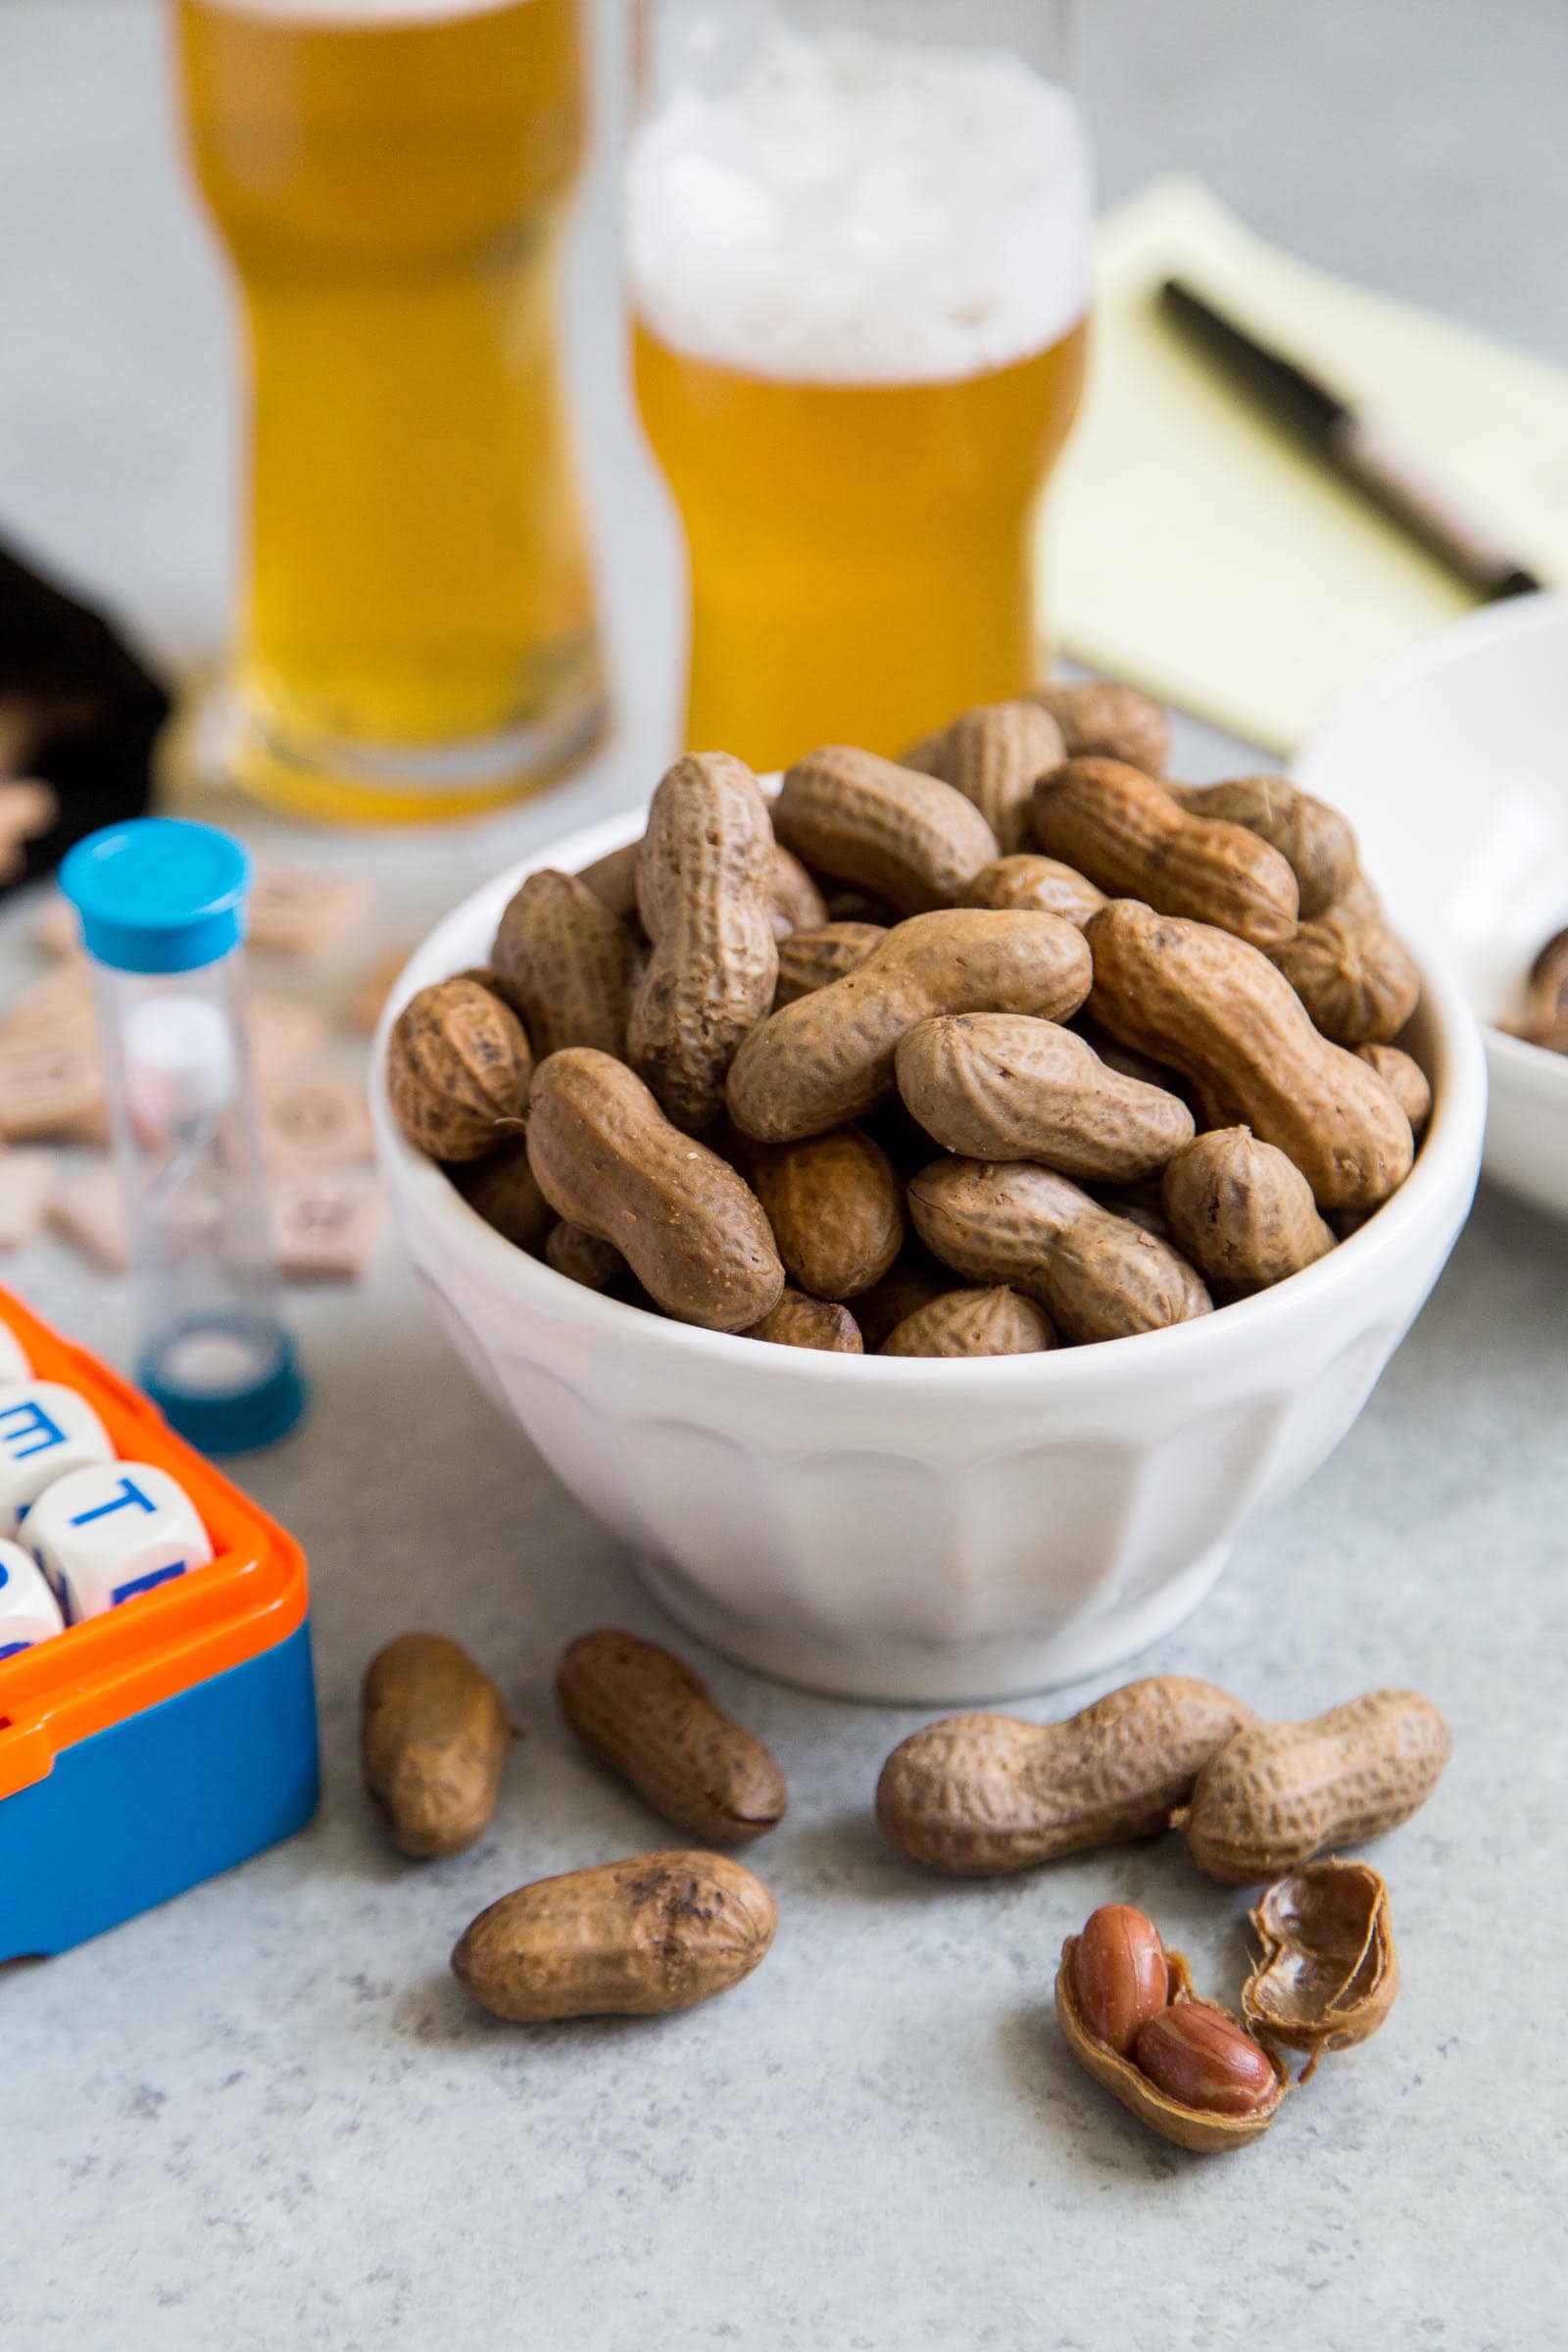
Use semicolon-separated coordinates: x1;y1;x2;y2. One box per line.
372;686;1487;1702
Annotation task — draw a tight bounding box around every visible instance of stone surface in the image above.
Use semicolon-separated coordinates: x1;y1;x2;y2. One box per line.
0;2;1563;2346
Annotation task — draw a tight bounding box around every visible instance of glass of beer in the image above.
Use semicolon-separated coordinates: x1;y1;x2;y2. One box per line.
173;0;606;824
626;0;1091;773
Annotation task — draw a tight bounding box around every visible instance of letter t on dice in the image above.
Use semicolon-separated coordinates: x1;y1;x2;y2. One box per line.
26;1463;213;1623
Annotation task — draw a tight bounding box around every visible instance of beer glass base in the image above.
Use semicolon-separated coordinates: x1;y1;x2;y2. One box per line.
202;682;609;827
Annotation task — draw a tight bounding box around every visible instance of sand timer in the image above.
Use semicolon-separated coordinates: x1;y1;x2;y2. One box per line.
60;817;307;1451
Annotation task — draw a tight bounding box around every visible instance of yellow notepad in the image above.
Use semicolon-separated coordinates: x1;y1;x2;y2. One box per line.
1046;178;1568;754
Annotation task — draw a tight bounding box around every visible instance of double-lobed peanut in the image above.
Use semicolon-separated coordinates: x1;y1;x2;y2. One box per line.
895;1012;1195;1183
1356;1043;1431;1137
526;1049;784;1332
361;1633;512;1860
580;836;826;943
1033;758;1300;951
772;744;1000;915
387;975;533;1164
1042;1207;1212;1342
1086;899;1415;1215
1177;1687;1452;1884
906;1158;1097;1303
901;699;1067;853
1161;1126;1336;1292
557;1628;787;1843
491;868;638;1061
628;752;779;1131
452;1851;776;2022
875;1675;1256;1874
726;907;1092;1143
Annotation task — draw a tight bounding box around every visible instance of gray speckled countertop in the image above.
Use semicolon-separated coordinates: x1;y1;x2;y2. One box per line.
2;4;1566;2345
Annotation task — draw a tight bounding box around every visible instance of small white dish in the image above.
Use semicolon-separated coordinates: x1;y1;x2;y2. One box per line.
371;810;1485;1705
1297;589;1568;1221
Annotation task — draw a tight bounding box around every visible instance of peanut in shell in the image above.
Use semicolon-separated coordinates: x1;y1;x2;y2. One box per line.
1177;1688;1452;1884
875;1675;1256;1873
526;1049;784;1332
387;976;532;1164
361;1633;512;1860
629;751;780;1132
557;1628;787;1843
962;854;1106;926
1160;1126;1336;1292
745;1289;863;1351
452;1851;777;2022
1031;681;1171;776
901;699;1067;853
1171;775;1357;920
772;744;1000;915
1033;759;1299;952
491;868;638;1061
773;921;886;1007
1055;1936;1287;2153
879;1285;1054;1358
742;1123;905;1300
895;1012;1195;1183
1085;899;1414;1217
727;907;1092;1143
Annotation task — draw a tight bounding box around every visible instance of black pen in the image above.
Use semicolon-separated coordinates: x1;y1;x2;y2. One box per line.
1158;277;1542;602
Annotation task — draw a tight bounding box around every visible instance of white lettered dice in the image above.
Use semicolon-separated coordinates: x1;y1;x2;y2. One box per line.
26;1462;214;1624
0;1384;114;1536
0;1538;66;1659
0;1323;31;1386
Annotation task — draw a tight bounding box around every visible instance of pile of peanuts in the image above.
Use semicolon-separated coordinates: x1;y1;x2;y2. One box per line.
368;1623;1447;2154
388;683;1433;1355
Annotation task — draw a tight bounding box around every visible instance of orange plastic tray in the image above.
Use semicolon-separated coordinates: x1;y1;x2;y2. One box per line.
0;1285;308;1800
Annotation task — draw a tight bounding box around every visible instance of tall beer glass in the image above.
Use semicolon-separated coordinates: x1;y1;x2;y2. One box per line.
174;0;605;823
626;0;1090;773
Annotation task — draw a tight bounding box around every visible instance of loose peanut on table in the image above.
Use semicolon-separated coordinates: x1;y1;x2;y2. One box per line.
361;1633;512;1860
875;1676;1256;1874
1056;1911;1287;2153
452;1852;777;2023
1175;1688;1452;1884
1242;1859;1398;2077
557;1628;787;1844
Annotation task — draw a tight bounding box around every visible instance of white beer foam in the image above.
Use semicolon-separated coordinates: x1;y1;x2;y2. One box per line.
197;0;519;23
625;29;1092;385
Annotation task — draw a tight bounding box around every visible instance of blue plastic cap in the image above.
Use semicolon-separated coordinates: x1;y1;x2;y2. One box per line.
61;817;252;975
139;1329;309;1457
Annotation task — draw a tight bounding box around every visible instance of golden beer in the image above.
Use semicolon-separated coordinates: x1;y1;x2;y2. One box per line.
175;0;603;822
625;10;1092;773
634;322;1088;773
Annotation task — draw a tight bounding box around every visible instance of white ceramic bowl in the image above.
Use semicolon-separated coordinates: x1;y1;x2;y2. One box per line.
1297;589;1568;1221
371;809;1486;1704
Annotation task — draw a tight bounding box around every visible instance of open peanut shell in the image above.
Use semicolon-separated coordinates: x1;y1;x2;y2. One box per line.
1242;1858;1398;2080
1055;1939;1288;2153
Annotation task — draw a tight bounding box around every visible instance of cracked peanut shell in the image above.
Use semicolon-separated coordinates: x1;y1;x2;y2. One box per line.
1242;1858;1398;2077
1056;1937;1288;2152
